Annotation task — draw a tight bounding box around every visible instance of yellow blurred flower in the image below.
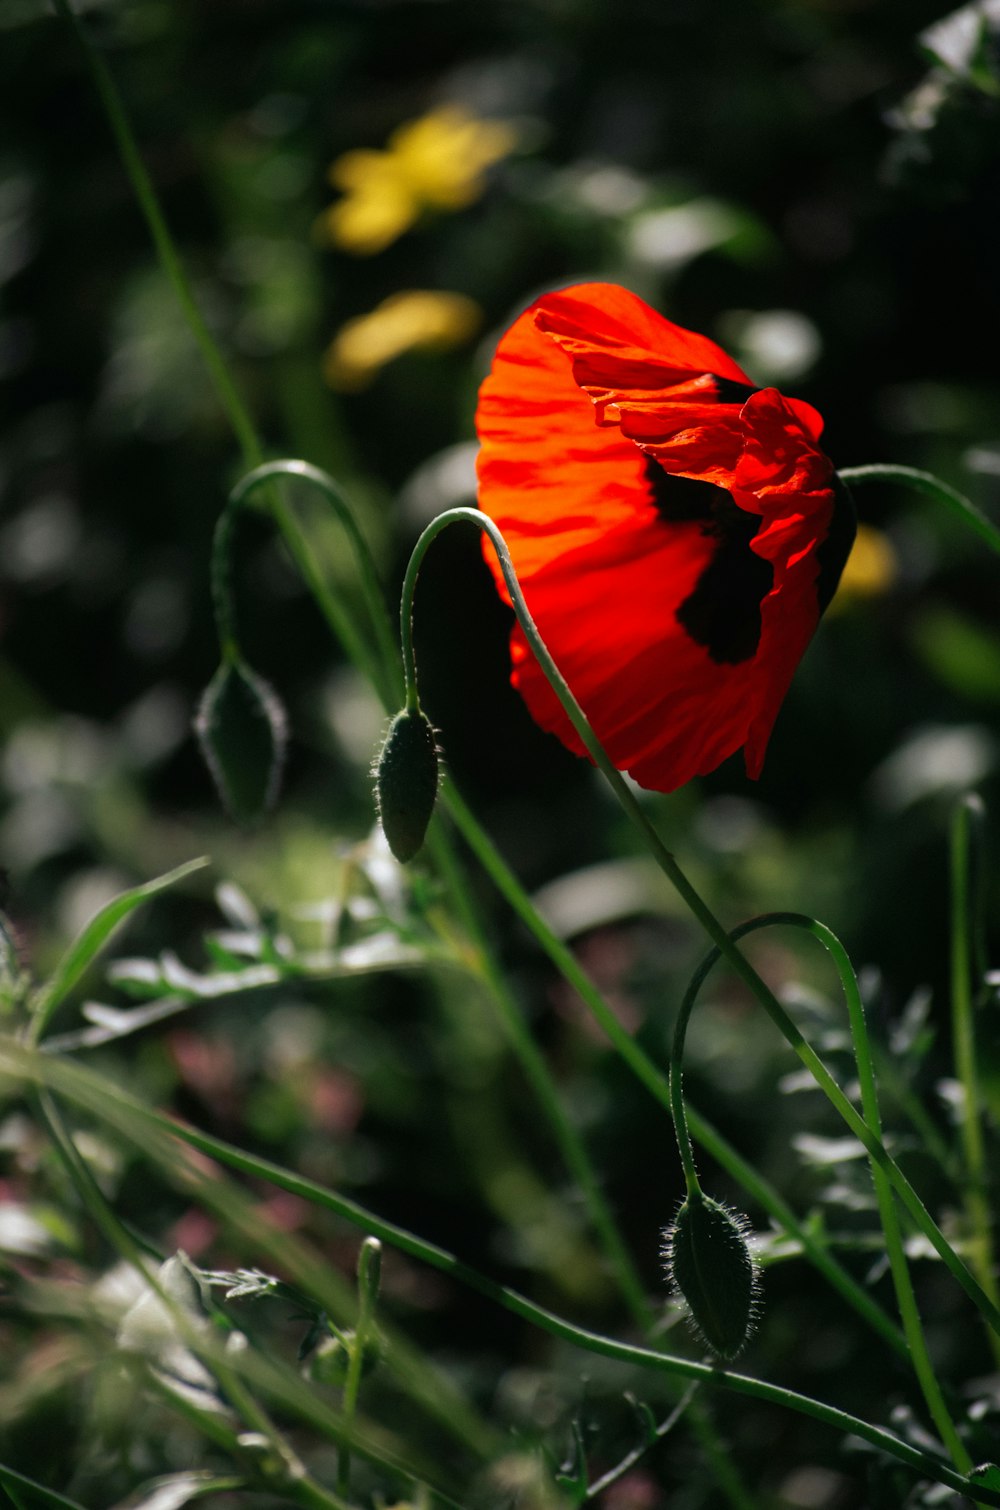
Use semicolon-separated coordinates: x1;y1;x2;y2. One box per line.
324;106;517;255
323;290;482;390
831;523;899;609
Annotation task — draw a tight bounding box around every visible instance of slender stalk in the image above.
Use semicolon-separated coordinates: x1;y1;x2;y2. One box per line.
668;997;703;1201
402;508;1000;1338
338;1239;381;1498
211;505;241;664
10;1044;990;1510
950;795;1000;1367
229;461;403;709
41;0;916;1339
53;1;981;1477
34;1091;352;1510
217;471;655;1331
226;472;905;1354
48;11;735;1492
838;464;1000;560
673;914;969;1472
807;919;970;1471
441;783;908;1359
425;824;655;1332
148;1120;989;1504
50;0;263;470
583;1385;698;1502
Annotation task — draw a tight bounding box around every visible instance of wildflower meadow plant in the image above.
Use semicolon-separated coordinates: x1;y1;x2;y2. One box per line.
7;4;1000;1509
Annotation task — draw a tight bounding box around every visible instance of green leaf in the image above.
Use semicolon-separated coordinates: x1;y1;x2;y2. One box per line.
0;1463;88;1510
31;858;209;1039
111;1471;244;1510
195;659;287;824
971;1464;1000;1493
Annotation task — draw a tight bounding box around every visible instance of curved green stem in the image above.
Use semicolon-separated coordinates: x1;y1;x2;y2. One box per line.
441;783;907;1357
244;468;905;1351
14;1045;990;1510
230;461;403;708
47;0;660;1433
48;0;927;1358
674;913;971;1472
402;509;1000;1340
61;0;979;1458
210;476;656;1333
226;461;400;708
838;464;1000;559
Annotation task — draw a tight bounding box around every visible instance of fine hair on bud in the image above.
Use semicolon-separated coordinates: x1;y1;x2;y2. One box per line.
662;1191;761;1361
374;707;440;863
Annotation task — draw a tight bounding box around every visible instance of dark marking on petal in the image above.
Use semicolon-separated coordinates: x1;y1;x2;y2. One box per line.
645;459;730;524
676;518;774;664
815;473;858;613
645;458;773;664
711;375;758;405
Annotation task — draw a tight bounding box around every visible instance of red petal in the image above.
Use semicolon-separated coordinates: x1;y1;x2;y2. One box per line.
533;283;754;388
475;284;838;792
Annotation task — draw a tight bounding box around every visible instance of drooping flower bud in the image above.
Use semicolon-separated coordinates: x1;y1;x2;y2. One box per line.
662;1191;760;1360
195;658;287;825
374;708;440;862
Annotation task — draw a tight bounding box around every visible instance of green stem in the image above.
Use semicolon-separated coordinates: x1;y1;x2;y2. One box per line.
211;505;241;664
950;795;1000;1367
338;1239;381;1498
201;464;909;1354
668;992;703;1202
441;782;907;1357
225;472;900;1356
229;461;403;709
426;825;655;1333
19;1050;988;1510
686;1404;760;1510
209;471;658;1338
807;918;971;1471
583;1385;698;1502
58;0;976;1459
43;0;665;1468
838;464;1000;560
51;0;263;471
674;913;969;1471
222;469;656;1332
403;508;1000;1338
34;1091;352;1510
154;1122;986;1504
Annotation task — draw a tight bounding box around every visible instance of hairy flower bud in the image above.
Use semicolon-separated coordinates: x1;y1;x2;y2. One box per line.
374;708;440;862
662;1192;760;1360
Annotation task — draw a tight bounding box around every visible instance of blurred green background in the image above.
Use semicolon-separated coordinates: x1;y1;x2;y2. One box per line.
3;1;1000;1504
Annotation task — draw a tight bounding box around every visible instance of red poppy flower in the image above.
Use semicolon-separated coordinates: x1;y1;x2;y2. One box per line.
474;282;855;792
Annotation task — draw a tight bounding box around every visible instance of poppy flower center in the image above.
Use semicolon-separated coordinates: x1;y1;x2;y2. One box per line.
644;459;774;665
